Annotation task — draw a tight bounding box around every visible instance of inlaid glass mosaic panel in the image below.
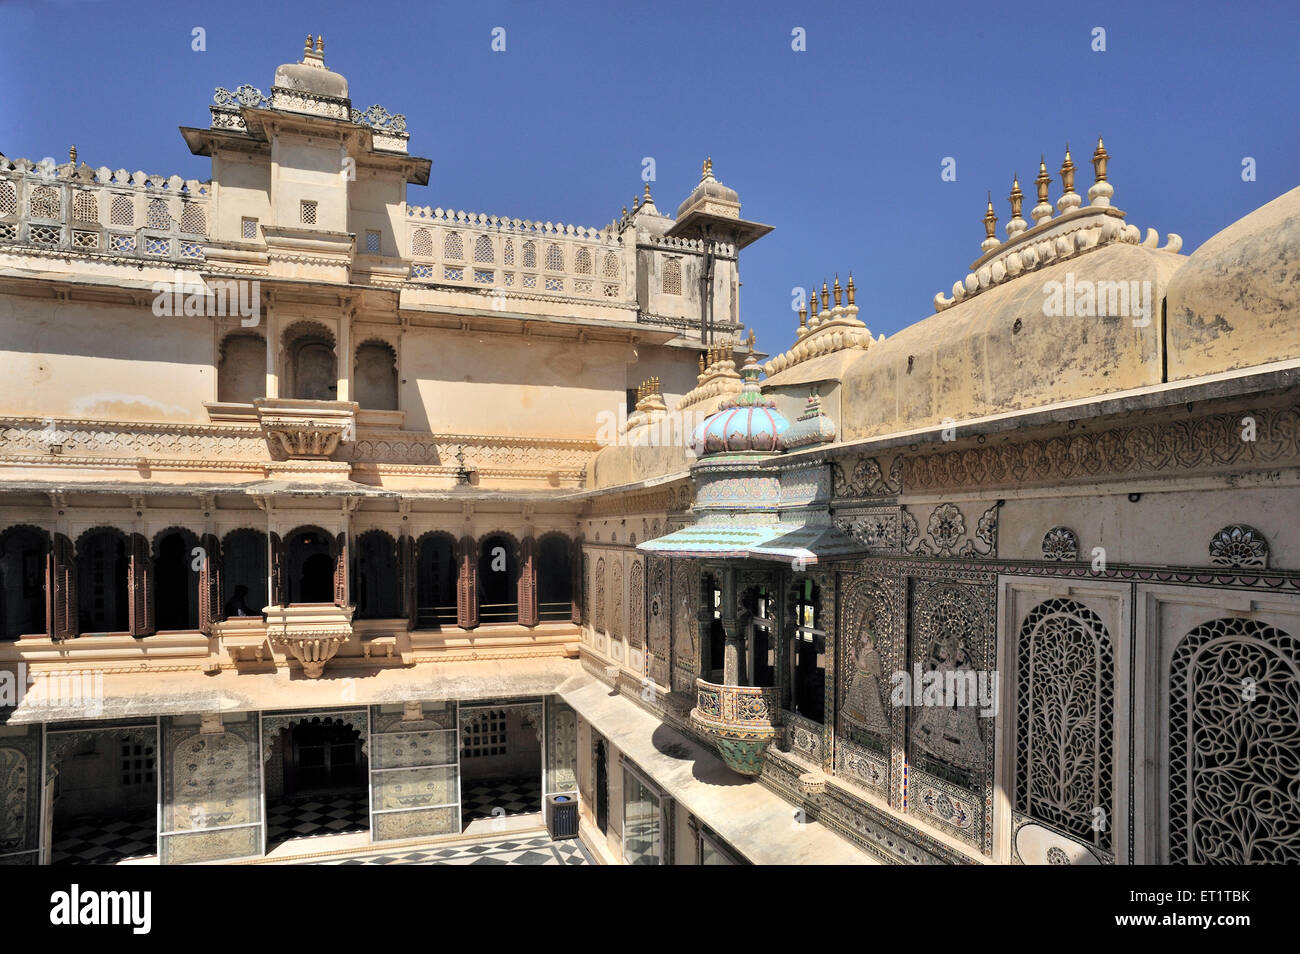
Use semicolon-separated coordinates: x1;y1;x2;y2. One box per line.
160;714;262;863
0;724;41;862
545;696;578;794
374;765;457;811
373;806;458;841
370;730;456;769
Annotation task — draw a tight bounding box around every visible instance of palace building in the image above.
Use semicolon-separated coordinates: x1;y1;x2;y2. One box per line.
0;39;1297;865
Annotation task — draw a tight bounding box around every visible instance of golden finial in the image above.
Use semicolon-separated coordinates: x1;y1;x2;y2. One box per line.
1091;136;1108;182
747;327;755;350
69;145;77;164
699;353;706;372
821;280;830;310
644;182;652;203
622;206;628;217
1060;145;1076;194
847;273;855;306
810;290;819;315
633;193;640;209
798;304;807;329
833;275;842;307
1035;155;1051;204
305;34;313;53
1009;174;1023;218
983;192;998;239
316;35;324;54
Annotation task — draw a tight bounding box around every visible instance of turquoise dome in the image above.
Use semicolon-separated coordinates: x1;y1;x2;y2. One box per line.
690;353;789;455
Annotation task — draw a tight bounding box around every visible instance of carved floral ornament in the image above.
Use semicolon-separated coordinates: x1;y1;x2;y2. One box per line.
1041;526;1080;561
1208;525;1269;569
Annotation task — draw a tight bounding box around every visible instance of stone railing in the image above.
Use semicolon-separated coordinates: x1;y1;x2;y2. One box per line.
405;205;631;305
691;678;782;776
694;679;781;726
646;234;737;258
0;155;210;263
210;85;410;153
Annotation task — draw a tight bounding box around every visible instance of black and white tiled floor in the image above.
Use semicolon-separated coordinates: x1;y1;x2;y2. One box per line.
268;791;370;844
313;833;592;866
53;812;157;865
461;776;542;823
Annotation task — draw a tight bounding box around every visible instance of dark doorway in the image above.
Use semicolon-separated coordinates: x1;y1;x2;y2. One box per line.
267;716;369;847
49;729;157;865
154;531;199;631
353;530;399;619
286;529;333;604
416;533;457;628
283;718;366;793
0;526;48;639
537;535;573;622
458;705;542;828
76;530;129;634
706;576;724;678
222;529;267;616
477;535;518;624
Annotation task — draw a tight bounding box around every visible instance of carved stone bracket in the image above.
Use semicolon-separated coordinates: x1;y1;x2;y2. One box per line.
265;604;354;678
253;398;357;459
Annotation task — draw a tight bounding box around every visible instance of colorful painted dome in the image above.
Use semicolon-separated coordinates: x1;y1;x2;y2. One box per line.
690;349;789;455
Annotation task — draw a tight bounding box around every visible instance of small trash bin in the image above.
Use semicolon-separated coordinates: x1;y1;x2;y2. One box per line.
546;793;579;840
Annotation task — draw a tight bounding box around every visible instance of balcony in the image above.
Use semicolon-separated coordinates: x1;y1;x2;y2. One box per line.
690;679;782;777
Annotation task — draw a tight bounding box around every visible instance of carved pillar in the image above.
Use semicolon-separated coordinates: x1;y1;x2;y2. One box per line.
398;532;415;629
518;536;538;627
336;314;352;403
269;531;285;606
199;532;223;635
333;531;349;607
129;532;154;637
720;567;745;687
48;532;77;640
570;538;584;625
457;535;478;629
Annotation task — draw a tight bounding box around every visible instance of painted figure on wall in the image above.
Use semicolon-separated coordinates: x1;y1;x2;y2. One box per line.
909;633;983;775
843;620;889;740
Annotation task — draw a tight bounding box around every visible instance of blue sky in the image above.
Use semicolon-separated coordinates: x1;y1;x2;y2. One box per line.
3;0;1297;349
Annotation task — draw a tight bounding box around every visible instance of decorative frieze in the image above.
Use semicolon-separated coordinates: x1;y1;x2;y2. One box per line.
904;403;1300;492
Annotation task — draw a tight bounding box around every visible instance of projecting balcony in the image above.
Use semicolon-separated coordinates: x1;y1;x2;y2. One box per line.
690;679;782;777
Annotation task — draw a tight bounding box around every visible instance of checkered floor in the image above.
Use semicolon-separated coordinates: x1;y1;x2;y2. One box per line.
267;790;370;844
461;775;542;823
313;833;592;866
53;811;157;865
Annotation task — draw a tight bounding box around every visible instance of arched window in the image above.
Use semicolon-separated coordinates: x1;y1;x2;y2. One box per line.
76;528;129;634
282;323;337;402
29;186;59;219
1015;598;1114;849
354;340;398;411
0;526;49;639
602;251;619;279
545;244;564;271
285;527;335;604
522;241;536;268
503;238;515;266
661;257;682;296
537;535;573;622
575;248;592;275
353;530;400;619
444;231;464;260
222;529;267;617
478;534;518;624
146;197;170;229
1168;617;1300;864
416;532;457;629
153;528;200;631
411;228;432;257
0;181;17;217
473;235;494;263
218;333;265;404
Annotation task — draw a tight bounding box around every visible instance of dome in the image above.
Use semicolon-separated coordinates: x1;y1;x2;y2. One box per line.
273;37;349;101
677;158;740;219
839;240;1186;441
690;353;789;455
1164;184;1300;382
